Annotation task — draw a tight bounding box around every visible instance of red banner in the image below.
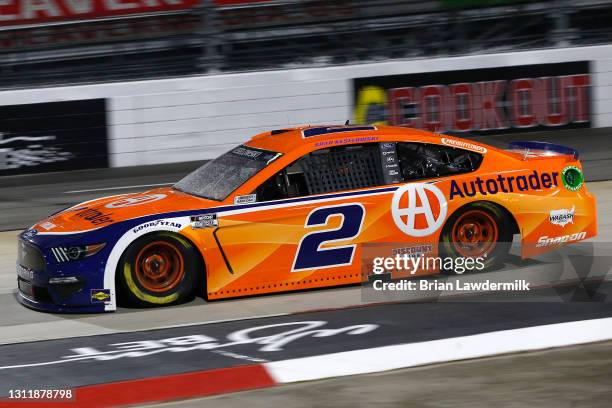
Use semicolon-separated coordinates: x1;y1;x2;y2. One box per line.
0;0;201;26
214;0;272;5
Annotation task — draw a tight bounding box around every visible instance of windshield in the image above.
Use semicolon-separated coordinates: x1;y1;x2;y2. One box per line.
173;145;281;201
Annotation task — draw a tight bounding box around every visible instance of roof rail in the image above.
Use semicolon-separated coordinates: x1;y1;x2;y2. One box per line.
302;125;376;138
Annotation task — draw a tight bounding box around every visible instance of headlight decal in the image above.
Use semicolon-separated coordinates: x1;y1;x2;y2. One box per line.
51;244;106;263
51;247;69;263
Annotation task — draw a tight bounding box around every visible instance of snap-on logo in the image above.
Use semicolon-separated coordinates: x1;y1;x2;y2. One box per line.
537;231;586;247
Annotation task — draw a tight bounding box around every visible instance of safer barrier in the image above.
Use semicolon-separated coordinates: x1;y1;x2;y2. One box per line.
0;44;610;175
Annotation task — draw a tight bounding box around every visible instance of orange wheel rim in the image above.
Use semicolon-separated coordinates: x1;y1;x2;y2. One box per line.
134;241;184;292
451;210;499;258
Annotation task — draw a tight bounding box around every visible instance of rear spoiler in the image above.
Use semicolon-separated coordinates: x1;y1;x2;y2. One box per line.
507;141;579;160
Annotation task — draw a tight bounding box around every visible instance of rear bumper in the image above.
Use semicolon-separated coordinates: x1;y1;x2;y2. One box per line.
521;180;597;258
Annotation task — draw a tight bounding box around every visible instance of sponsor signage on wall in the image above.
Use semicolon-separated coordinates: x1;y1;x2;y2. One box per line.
0;1;439;50
0;0;350;27
218;0;438;30
0;14;199;50
0;0;200;26
353;62;591;134
0;99;108;176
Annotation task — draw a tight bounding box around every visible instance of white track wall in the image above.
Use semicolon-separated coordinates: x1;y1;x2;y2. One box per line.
1;44;611;168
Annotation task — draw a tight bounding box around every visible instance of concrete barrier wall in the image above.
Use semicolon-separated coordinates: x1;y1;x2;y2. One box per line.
0;44;611;169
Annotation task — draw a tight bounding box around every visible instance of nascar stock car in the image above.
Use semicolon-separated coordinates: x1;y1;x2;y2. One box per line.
16;125;597;312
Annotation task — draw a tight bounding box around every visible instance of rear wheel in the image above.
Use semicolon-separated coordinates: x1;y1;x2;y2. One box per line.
117;233;201;307
440;202;513;273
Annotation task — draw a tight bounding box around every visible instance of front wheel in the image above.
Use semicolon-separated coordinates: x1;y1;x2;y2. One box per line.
117;233;201;307
439;202;513;273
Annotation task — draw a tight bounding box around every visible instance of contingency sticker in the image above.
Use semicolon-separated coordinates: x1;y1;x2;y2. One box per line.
91;289;111;304
234;194;257;205
191;214;218;229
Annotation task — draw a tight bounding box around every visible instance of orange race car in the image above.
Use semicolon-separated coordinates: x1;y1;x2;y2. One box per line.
16;125;597;312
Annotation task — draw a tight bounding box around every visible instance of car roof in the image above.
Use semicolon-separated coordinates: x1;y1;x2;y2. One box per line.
243;124;453;154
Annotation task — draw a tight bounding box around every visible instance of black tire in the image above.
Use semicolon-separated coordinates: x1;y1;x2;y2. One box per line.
439;201;514;274
116;232;201;307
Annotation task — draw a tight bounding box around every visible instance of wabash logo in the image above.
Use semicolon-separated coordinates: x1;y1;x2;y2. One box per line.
353;62;590;134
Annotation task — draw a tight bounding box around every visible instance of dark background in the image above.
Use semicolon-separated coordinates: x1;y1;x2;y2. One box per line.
0;99;108;176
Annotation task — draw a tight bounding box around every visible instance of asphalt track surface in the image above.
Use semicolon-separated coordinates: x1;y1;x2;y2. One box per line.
148;340;612;408
0;291;611;396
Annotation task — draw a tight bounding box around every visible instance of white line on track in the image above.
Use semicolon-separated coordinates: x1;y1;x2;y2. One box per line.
265;317;612;383
64;182;174;194
0;312;290;346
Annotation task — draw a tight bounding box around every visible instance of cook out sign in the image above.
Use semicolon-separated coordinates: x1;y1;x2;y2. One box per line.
353;61;592;134
0;0;200;26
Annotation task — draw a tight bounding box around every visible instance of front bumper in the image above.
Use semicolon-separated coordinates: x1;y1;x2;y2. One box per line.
16;233;111;313
17;291;107;313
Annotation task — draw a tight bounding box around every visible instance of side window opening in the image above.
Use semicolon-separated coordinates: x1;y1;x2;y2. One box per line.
396;142;483;181
255;159;309;202
255;143;386;202
301;144;383;194
286;161;308;197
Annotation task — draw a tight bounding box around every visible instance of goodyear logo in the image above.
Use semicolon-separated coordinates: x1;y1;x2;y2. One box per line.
450;171;559;200
132;220;182;234
90;289;111;303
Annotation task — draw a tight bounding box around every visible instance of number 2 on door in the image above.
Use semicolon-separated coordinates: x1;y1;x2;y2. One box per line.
292;203;365;271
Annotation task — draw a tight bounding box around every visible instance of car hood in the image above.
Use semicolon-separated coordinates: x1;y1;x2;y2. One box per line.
31;187;220;234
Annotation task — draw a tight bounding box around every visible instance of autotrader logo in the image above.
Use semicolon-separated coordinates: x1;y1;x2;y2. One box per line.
449;171;559;200
392;183;447;237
